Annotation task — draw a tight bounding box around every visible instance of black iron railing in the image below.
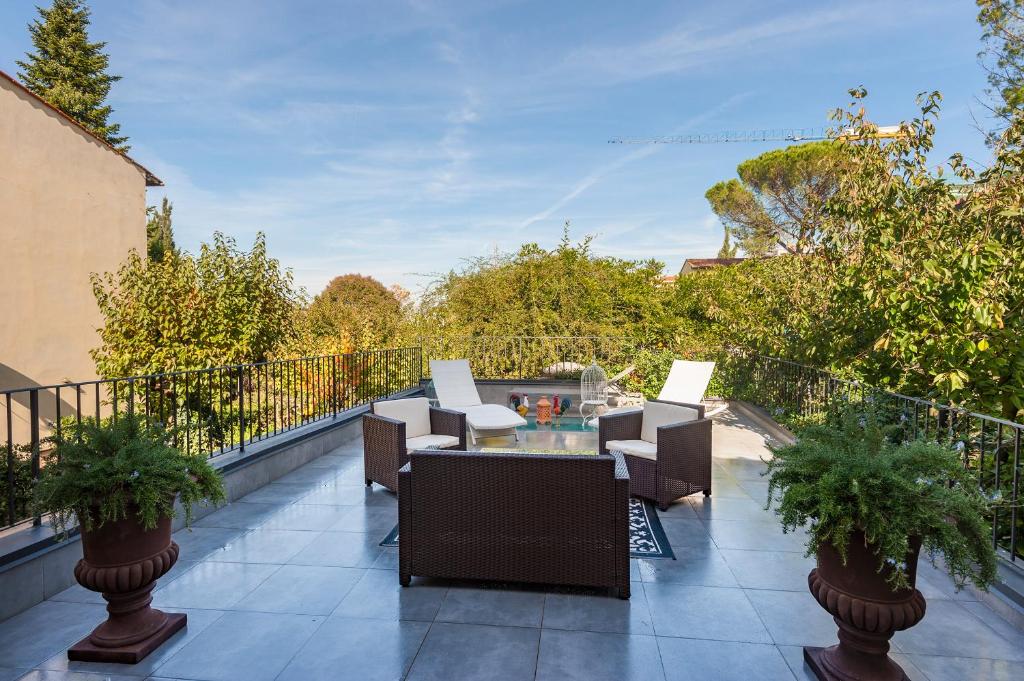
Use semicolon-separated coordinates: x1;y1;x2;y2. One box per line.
726;351;1023;564
419;335;640;380
1;347;422;530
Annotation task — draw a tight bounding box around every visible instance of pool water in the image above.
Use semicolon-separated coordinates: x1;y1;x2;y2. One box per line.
518;416;596;432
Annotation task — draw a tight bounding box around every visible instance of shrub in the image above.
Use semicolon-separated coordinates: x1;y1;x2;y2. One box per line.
765;404;999;590
35;414;226;536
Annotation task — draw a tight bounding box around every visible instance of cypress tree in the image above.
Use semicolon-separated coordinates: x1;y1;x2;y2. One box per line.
16;0;128;150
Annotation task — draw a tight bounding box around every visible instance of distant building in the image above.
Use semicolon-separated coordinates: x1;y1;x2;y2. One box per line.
679;258;747;275
658;274;678;286
0;69;161;444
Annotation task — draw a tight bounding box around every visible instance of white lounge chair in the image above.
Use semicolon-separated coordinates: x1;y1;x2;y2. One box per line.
603;360;717;417
429;359;527;444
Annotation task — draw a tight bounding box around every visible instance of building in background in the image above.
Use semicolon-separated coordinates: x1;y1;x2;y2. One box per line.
679;257;746;275
0;69;160;444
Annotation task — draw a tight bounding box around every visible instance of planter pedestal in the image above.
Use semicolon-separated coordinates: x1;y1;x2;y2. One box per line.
67;514;186;664
804;533;926;681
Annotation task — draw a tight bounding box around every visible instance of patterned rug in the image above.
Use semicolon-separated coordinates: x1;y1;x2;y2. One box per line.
379;497;674;559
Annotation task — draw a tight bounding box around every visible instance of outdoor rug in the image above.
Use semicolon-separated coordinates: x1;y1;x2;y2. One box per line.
379;497;675;559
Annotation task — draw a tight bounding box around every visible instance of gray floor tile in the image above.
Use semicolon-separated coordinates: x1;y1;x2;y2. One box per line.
331;567;448;621
406;622;539;681
169;527;250;561
275;465;344;485
276;617;429;681
152;561;280;610
744;589;837;647
960;600;1024;643
689;496;772;521
706;519;808;552
436;587;545;628
644;583;771;643
536;629;664;681
327;506;398;533
192;502;284;530
296;483;379;506
288;531;384;568
907;653;1024;681
657;518;717;550
237;483;311;504
256;504;351;532
543;585;654;635
652;501;699;519
893;598;1024;660
371;547;400;570
156;611;322;681
0;670;25;681
204;528;318;564
232;565;364;614
15;671;140;681
0;600;107;668
659;638;794;681
635;550;739;587
777;645;926;681
720;549;815;591
37;608;226;678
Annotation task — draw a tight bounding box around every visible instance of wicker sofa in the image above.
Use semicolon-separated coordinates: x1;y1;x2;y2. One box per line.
599;398;713;510
362;397;466;492
398;449;631;598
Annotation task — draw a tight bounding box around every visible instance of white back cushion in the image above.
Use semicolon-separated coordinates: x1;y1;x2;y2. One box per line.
374;397;432;438
429;360;483;408
657;360;715;404
641;401;699;444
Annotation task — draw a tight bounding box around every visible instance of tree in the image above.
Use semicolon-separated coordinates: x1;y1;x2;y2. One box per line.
977;0;1024;139
705;141;845;256
91;233;299;377
146;197;176;262
822;88;1024;420
292;274;410;355
16;0;128;150
716;226;739;258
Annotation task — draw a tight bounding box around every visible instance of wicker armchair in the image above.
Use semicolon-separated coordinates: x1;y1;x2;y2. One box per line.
599;398;712;511
363;397;466;492
398;449;631;598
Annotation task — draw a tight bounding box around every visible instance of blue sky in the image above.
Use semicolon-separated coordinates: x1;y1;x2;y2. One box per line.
0;1;993;296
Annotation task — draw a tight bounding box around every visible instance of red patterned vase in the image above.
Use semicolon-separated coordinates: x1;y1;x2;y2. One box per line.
804;531;926;680
68;508;186;663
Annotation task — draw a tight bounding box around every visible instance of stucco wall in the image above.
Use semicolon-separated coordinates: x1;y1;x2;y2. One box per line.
0;77;148;444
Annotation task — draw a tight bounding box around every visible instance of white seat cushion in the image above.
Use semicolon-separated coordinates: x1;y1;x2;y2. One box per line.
374;397;432;439
462;404;527;431
429;359;484;408
605;439;657;461
641;401;698;444
407;434;460;450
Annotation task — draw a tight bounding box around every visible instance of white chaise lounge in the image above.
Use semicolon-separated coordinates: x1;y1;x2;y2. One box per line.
429;359;527;444
604;360;717;417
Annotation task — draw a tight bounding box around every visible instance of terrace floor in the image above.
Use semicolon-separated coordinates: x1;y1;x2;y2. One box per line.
1;405;1023;681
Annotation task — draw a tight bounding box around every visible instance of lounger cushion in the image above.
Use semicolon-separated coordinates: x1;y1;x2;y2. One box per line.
407;434;460;450
657;360;715;404
463;404;527;430
641;402;699;444
605;439;657;461
374;397;431;439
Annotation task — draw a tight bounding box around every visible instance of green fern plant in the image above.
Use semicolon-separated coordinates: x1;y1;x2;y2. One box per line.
36;414;225;537
765;405;999;590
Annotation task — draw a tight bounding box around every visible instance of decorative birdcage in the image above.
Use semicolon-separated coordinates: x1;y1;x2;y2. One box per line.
580;362;609;426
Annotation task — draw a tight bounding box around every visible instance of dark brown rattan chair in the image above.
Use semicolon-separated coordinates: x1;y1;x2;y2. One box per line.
599;399;712;511
362;399;466;492
398;449;631;598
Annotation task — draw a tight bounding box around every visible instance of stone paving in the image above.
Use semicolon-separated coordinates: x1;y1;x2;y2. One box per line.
0;406;1022;680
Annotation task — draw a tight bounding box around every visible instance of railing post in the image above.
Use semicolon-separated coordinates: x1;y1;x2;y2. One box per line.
332;355;338;418
237;368;246;452
30;390;41;526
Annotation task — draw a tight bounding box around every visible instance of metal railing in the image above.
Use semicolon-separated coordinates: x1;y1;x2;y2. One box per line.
1;347;422;530
419;335;641;380
725;351;1023;564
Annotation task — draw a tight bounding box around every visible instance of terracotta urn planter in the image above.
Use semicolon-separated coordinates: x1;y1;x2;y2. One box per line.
68;509;186;663
804;531;926;681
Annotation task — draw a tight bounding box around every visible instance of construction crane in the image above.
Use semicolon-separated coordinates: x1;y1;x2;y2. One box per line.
608;125;903;145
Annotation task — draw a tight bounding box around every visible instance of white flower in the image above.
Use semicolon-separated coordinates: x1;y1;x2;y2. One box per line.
130;471;140;479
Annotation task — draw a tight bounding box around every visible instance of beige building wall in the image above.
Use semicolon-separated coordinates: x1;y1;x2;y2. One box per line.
0;74;154;445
